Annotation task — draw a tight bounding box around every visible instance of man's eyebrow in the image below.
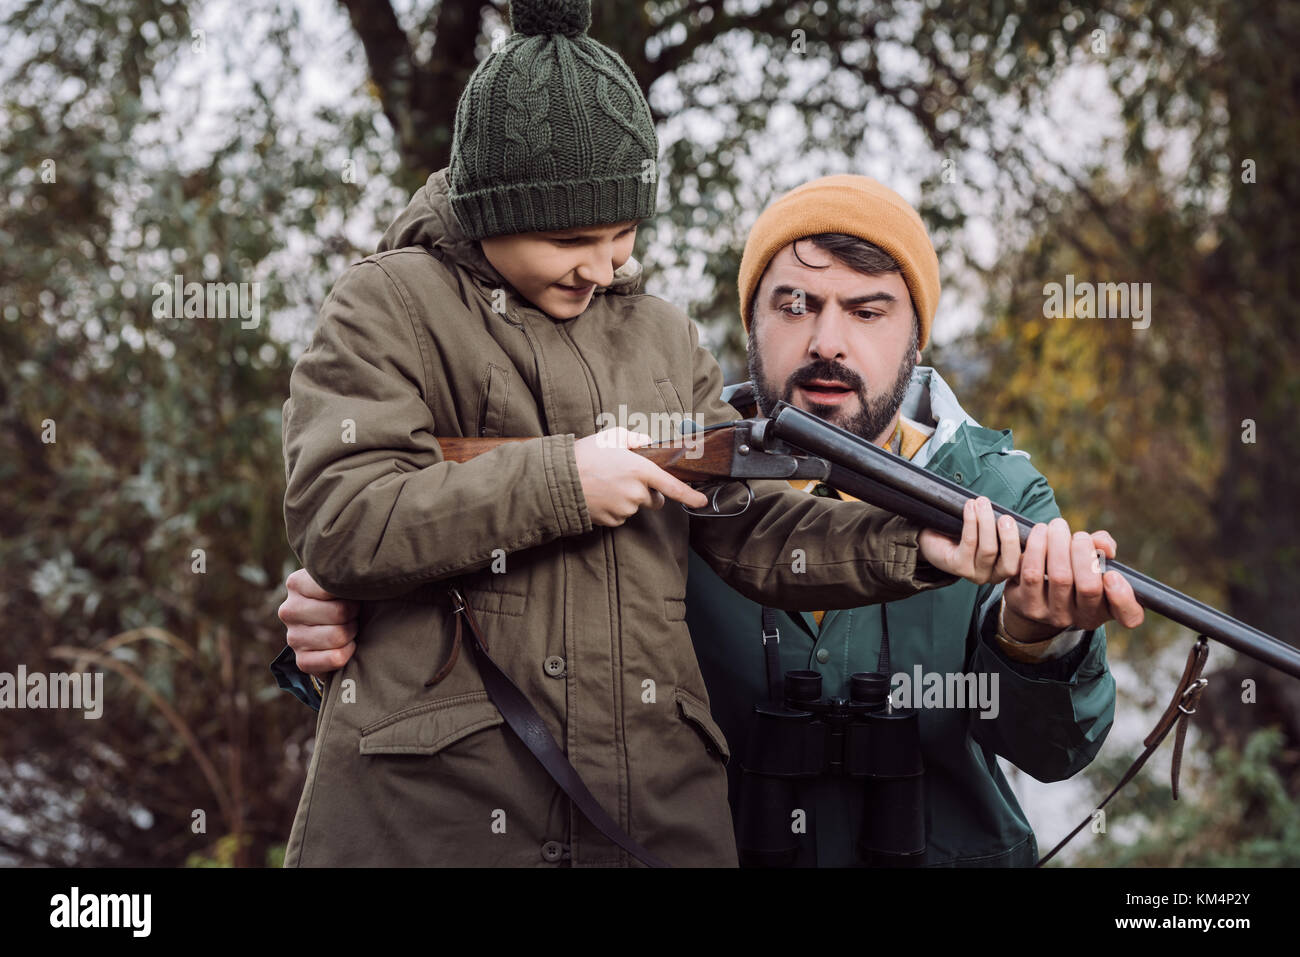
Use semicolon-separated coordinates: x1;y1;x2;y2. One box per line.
768;285;898;308
840;291;898;307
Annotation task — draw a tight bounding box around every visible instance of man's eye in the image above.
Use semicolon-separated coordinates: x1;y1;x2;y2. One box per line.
854;311;882;321
780;303;807;316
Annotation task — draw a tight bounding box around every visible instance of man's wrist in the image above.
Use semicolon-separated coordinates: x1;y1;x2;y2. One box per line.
1000;598;1064;643
994;597;1084;664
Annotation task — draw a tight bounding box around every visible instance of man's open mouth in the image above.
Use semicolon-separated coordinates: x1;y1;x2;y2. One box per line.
799;380;856;402
555;282;595;296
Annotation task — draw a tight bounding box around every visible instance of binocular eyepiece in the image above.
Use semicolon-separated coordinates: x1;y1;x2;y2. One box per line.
736;670;926;867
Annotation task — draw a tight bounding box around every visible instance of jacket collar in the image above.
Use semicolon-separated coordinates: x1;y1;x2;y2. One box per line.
376;168;646;300
899;366;981;468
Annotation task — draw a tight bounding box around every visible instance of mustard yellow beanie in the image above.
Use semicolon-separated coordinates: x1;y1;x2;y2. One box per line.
737;175;941;348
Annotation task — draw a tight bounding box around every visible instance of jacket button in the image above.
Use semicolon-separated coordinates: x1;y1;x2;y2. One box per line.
815;649;830;664
541;841;564;863
543;656;566;678
953;472;964;484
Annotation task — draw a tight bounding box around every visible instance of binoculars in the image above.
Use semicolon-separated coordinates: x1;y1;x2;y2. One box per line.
736;670;926;867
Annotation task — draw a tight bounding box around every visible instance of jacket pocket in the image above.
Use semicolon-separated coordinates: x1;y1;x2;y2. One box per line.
359;691;503;755
664;597;686;621
654;376;686;418
477;363;511;438
674;687;730;765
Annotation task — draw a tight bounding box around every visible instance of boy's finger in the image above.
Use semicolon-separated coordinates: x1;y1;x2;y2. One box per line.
597;427;655;449
645;465;708;508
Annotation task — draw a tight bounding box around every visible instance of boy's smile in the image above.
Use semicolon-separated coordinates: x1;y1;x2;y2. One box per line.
480;220;639;319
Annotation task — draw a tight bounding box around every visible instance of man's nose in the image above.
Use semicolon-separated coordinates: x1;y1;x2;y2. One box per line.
806;308;850;362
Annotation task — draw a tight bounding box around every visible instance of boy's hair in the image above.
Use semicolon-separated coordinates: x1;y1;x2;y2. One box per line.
448;0;659;241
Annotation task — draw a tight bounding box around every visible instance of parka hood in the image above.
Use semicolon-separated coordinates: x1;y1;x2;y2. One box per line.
376;168;646;297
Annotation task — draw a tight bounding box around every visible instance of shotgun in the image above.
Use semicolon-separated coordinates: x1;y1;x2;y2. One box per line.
438;399;1300;681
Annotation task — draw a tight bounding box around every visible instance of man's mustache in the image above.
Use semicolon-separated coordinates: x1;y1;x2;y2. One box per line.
784;361;866;398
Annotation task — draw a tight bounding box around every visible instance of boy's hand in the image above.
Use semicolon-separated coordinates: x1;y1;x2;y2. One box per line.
279;568;358;675
574;427;709;526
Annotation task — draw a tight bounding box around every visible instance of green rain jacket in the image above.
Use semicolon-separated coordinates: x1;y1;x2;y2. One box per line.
689;368;1116;867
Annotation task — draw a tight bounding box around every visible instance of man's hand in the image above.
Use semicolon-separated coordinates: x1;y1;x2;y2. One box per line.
1001;519;1145;641
919;496;1022;585
279;568;358;675
574;427;708;526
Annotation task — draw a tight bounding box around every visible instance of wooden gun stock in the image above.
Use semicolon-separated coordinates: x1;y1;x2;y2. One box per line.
436;430;738;484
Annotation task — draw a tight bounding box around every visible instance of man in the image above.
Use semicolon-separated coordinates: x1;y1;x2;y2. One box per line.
274;174;1143;866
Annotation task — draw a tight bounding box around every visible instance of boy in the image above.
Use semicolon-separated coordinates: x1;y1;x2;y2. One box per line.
280;0;1014;867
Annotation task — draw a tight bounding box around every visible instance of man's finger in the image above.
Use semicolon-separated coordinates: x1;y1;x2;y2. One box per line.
994;514;1021;581
1045;518;1074;619
296;641;357;676
974;497;999;581
287;567;354;608
1089;529;1117;560
1016;522;1049;597
287;622;357;653
279;591;358;627
1070;530;1105;624
1103;571;1145;628
957;497;979;564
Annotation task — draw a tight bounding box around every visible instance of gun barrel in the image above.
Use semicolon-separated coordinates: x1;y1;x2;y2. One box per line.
768;401;1300;681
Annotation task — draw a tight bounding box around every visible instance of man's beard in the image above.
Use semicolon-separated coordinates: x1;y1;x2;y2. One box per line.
747;325;918;444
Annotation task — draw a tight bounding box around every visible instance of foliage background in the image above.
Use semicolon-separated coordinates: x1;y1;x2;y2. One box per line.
2;0;1296;866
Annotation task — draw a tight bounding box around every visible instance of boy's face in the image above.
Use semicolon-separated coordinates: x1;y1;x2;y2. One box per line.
480;220;640;320
747;242;921;445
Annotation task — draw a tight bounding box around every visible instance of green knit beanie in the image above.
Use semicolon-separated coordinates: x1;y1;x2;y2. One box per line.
448;0;660;240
